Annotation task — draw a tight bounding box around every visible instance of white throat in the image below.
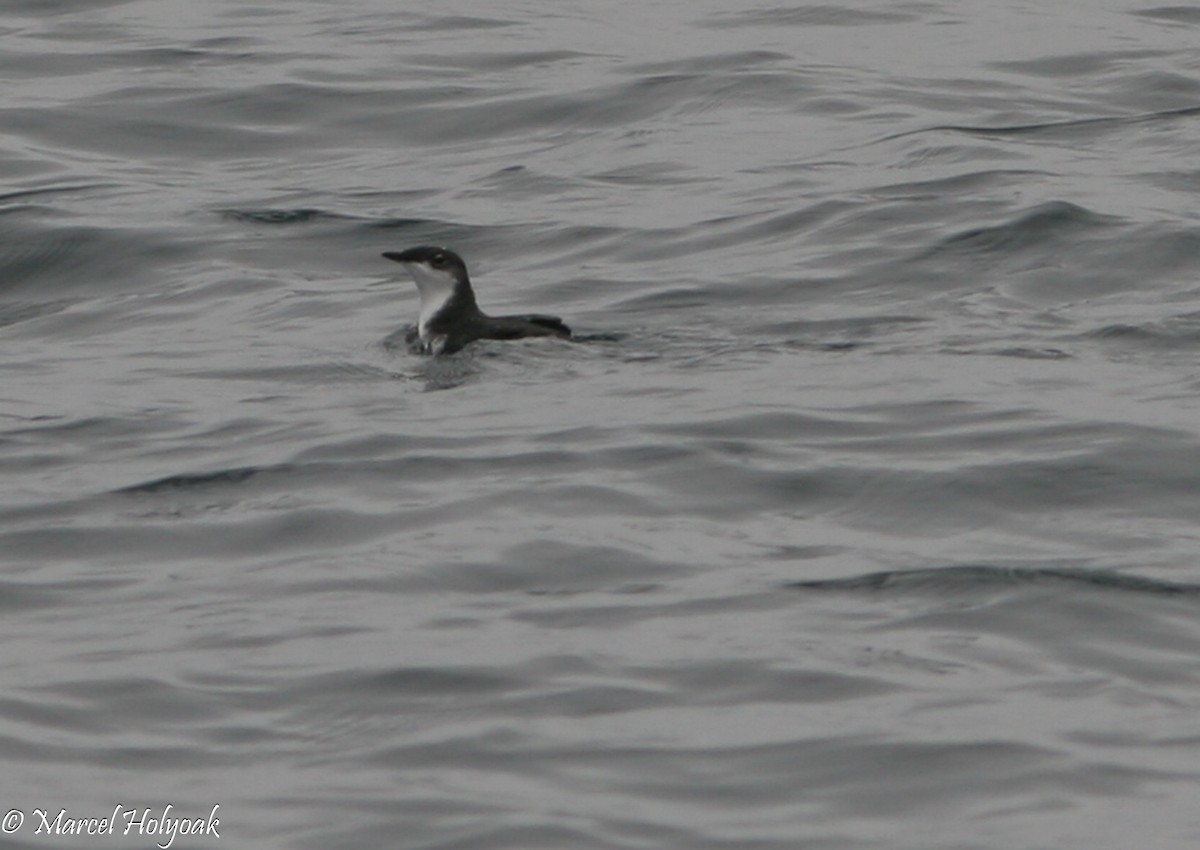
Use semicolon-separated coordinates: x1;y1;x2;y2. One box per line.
403;263;458;339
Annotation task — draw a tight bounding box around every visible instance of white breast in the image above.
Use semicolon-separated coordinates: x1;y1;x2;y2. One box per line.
403;263;457;341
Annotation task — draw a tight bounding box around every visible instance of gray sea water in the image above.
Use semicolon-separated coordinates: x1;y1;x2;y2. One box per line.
4;1;1200;848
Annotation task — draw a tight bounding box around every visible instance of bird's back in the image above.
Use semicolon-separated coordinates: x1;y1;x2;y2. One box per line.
482;314;572;340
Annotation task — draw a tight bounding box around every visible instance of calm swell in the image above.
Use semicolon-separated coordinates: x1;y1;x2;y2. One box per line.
3;2;1200;848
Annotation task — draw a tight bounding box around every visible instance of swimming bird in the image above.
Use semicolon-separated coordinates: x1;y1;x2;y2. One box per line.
382;246;572;355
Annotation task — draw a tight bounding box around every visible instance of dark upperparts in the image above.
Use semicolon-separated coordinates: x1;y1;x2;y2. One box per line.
382;246;572;355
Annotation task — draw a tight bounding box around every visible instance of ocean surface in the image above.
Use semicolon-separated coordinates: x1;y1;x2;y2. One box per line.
4;1;1200;848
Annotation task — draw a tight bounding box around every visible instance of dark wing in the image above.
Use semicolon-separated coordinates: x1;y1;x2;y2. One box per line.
524;314;572;337
481;314;572;340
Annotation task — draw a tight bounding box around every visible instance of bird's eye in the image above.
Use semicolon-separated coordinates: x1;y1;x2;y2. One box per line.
431;253;447;268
